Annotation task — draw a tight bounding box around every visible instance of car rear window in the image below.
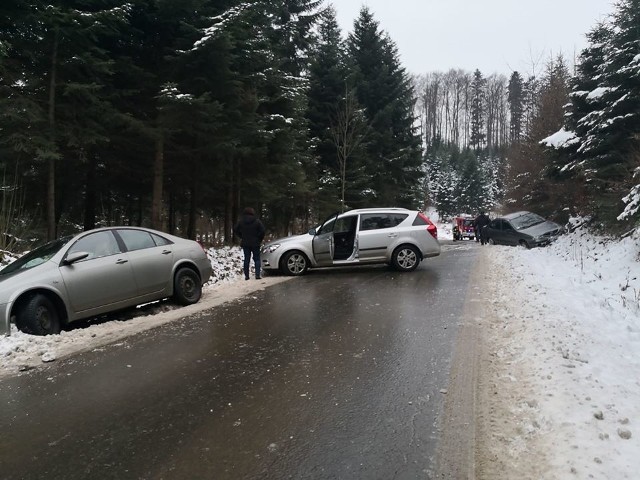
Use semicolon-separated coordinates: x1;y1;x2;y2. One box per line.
151;233;172;246
412;214;428;226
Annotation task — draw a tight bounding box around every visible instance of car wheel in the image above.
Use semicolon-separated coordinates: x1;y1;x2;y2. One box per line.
519;240;530;249
282;251;308;276
488;237;495;245
16;294;61;335
392;245;420;272
173;267;202;305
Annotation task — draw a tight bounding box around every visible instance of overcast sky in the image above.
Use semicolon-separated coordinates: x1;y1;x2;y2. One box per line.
333;0;615;75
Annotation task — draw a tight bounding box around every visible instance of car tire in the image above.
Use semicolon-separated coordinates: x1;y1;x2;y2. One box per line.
281;251;308;276
391;245;420;272
16;294;61;335
173;267;202;305
519;240;530;249
488;237;495;245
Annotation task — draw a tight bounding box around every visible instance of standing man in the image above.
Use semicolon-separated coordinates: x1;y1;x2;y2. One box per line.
474;210;491;245
234;207;266;280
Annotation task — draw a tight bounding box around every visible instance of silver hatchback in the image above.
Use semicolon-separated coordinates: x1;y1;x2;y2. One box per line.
261;208;441;276
0;227;212;335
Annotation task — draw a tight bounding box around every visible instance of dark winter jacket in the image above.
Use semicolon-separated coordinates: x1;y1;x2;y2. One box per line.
234;214;265;248
474;213;491;229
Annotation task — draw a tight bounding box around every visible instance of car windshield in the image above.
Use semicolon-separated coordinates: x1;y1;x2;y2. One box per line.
316;214;338;235
510;213;546;230
0;236;73;276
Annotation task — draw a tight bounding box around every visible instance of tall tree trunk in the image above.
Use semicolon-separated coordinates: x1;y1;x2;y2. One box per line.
230;156;241;244
47;28;59;240
224;182;232;245
83;151;97;231
168;187;175;234
151;136;164;230
187;167;198;240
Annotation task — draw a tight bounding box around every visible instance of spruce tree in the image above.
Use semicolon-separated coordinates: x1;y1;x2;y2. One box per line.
507;71;524;144
552;0;640;225
347;7;423;208
580;0;640;224
236;0;323;234
306;6;351;217
0;1;132;238
470;69;486;150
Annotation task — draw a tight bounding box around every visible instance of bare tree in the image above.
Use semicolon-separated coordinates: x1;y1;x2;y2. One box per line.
0;165;27;253
330;84;369;212
485;74;507;149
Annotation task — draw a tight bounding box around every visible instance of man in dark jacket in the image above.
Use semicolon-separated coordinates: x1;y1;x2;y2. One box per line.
474;211;491;245
234;207;266;280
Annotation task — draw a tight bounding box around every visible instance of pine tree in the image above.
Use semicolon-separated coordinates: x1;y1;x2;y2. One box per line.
551;0;640;225
578;0;640;224
306;6;352;217
347;7;423;208
507;71;524;143
0;1;133;238
470;69;486;150
237;0;323;234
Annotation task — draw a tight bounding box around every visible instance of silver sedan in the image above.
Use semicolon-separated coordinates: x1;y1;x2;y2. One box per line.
0;227;212;335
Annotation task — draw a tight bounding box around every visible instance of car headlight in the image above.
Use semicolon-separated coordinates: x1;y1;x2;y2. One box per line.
263;243;281;254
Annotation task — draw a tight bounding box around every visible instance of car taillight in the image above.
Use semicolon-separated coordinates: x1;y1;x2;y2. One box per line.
418;212;438;239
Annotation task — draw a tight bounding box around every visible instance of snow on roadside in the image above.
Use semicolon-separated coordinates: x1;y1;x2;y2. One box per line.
0;246;287;379
479;226;640;479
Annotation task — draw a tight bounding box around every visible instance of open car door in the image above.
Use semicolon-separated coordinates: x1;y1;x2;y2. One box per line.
312;213;338;266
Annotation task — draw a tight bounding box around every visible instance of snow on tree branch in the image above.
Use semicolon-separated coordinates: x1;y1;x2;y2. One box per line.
192;4;251;51
617;168;640;221
540;127;579;149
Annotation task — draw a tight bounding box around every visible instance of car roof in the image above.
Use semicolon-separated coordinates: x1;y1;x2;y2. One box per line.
343;208;414;214
69;226;180;241
501;211;533;219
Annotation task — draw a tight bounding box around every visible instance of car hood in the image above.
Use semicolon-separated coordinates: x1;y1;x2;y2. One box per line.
520;221;562;237
0;261;58;300
0;269;22;287
266;232;314;246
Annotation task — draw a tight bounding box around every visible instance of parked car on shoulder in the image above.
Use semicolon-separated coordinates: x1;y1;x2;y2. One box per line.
0;227;212;336
483;211;564;248
261;208;441;276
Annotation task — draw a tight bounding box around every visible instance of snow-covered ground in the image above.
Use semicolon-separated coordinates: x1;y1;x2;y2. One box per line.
1;218;639;477
475;223;640;479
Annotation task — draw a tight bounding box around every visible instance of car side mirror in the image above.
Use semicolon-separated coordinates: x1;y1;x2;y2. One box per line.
63;251;90;265
308;228;317;235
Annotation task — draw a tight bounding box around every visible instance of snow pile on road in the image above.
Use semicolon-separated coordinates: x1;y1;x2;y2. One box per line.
479;225;640;479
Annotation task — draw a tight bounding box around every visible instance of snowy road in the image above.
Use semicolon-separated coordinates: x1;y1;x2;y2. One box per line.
0;242;481;479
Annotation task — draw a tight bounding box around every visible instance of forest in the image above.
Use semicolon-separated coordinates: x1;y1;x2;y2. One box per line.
1;0;638;253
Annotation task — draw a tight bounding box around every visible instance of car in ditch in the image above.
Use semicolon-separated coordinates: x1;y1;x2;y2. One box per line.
260;208;441;276
0;226;212;335
482;211;564;248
